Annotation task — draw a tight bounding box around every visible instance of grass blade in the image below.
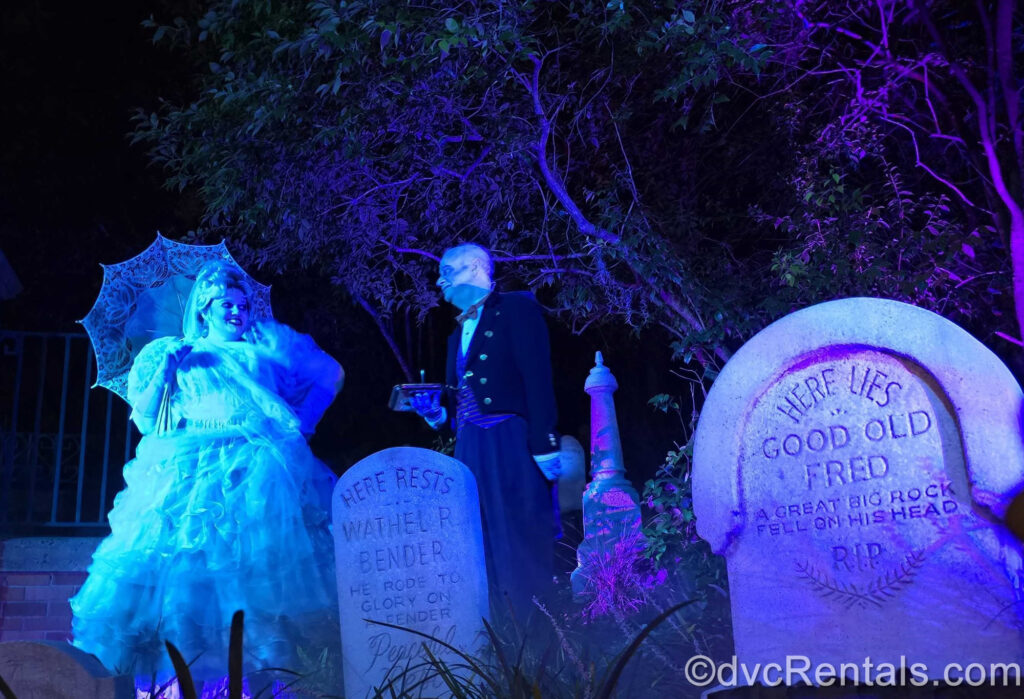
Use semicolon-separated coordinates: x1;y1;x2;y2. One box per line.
532;633;557;692
594;600;697;699
482;617;511;682
365;618;501;694
229;610;244;699
0;670;18;699
421;644;471;698
164;641;199;699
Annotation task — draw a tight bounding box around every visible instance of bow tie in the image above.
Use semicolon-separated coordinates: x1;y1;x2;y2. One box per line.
456;294;489;325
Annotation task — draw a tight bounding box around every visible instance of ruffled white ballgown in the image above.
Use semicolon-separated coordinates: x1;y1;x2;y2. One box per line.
70;321;339;682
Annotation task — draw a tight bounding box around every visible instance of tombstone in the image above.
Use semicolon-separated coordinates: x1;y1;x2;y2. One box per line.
571;352;645;597
333;447;489;698
693;298;1024;682
557;435;586;513
0;641;134;698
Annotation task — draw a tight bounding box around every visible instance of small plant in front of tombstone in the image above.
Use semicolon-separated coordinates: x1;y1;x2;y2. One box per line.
643;440;697;564
556;383;730;694
641;435;733;653
285;644;343;698
365;599;696;699
137;611;338;699
643;386;707;567
576;527;669;621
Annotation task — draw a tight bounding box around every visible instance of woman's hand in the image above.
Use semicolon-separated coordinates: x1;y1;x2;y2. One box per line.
158;345;193;384
128;339;191;434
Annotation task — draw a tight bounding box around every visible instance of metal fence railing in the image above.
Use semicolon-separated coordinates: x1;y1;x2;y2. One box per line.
1;331;137;535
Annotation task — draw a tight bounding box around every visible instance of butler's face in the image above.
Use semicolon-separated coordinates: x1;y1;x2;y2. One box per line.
437;251;475;304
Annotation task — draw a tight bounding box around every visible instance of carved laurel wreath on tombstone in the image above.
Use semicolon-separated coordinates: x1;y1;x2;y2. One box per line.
796;551;927;609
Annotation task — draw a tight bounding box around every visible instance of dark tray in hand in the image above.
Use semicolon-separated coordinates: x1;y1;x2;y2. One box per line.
388;383;443;412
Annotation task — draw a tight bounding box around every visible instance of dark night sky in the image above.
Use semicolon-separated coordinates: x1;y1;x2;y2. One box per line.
1;1;199;331
0;1;686;482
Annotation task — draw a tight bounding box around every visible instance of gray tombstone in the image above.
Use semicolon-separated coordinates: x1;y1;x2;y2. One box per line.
333;447;489;698
694;298;1024;682
0;641;134;699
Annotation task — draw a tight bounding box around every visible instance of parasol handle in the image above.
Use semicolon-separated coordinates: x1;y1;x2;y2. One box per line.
156;382;174;435
154;344;191;435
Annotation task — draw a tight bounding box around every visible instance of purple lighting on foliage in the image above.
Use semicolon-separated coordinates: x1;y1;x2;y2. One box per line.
136;676;287;698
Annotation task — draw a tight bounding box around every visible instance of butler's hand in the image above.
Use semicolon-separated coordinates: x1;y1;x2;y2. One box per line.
533;453;561;481
410;391;443;424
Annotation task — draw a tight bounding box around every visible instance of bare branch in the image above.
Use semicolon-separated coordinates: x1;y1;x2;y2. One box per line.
353;291;413;381
877;116;981;209
526;54;620;246
381;241;441;263
994;0;1024;182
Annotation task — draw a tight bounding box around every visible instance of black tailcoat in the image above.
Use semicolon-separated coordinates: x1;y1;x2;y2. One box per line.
444;290;560;614
444;291;559;455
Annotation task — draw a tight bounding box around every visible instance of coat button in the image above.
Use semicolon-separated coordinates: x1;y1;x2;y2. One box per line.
483;397;492;405
464;370;473;377
479;354;488;361
479;377;487;384
484;330;493;337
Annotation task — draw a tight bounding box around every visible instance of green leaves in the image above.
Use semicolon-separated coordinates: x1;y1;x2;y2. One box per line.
647;393;679;413
130;0;1013;378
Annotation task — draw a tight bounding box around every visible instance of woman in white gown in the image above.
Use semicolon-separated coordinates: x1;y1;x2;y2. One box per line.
70;260;344;685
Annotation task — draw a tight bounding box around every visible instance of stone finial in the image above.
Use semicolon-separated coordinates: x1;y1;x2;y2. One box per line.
585;351;618;393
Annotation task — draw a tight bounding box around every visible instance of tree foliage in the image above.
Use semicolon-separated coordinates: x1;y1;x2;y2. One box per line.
133;0;1019;374
782;0;1023;345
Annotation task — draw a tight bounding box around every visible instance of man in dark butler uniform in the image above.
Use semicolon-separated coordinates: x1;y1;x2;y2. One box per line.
412;243;561;618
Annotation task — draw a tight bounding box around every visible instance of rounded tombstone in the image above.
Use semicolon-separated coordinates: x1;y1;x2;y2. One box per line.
558;435;587;513
693;297;1024;682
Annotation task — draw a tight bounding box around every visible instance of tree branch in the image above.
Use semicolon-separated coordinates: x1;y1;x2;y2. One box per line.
526;54;620;247
877;116;980;208
353;291;413;381
994;0;1023;184
519;53;728;363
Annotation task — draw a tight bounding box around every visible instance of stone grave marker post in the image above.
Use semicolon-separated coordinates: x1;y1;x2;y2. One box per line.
571;351;645;597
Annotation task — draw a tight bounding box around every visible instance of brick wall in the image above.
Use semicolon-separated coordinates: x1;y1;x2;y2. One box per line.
0;570;88;642
0;538;101;644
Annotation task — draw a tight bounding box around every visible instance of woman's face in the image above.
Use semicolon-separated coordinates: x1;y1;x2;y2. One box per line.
202;286;251;342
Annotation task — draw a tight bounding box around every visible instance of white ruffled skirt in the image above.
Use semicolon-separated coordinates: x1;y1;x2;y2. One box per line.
70;421;338;682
